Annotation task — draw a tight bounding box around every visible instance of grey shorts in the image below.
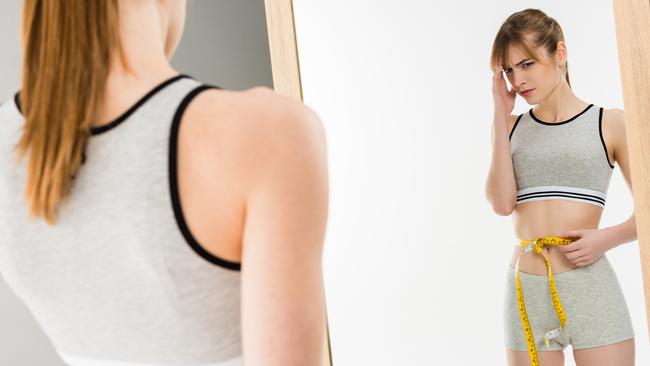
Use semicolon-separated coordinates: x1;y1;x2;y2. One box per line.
503;254;635;351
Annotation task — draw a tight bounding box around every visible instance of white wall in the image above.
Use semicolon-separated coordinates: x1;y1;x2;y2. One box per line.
293;1;649;364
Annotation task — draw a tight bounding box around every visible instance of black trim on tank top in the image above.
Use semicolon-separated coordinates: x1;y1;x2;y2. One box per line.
13;74;192;135
529;103;594;126
517;193;605;206
508;114;523;141
598;107;615;169
14;91;22;113
517;190;606;205
169;84;242;271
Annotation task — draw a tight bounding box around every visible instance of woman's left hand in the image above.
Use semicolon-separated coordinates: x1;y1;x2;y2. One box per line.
556;229;613;267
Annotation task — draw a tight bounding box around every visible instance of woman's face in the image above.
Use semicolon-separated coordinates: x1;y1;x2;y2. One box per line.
162;0;189;59
502;42;567;105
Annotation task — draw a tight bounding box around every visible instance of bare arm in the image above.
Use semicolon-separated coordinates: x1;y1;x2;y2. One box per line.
601;108;637;248
240;95;328;366
558;108;637;266
485;69;518;215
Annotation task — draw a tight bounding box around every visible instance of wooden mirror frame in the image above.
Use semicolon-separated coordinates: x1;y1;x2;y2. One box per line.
613;0;650;338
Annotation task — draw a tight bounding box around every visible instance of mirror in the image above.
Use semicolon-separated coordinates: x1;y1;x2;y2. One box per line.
290;1;649;364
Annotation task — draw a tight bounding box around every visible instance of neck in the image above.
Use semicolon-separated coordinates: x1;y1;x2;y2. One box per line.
533;79;588;121
109;1;177;83
93;2;178;127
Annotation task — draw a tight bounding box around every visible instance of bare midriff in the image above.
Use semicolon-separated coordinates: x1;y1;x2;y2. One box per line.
510;199;603;275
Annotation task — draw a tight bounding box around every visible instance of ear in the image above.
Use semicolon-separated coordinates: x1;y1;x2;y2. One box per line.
556;41;568;67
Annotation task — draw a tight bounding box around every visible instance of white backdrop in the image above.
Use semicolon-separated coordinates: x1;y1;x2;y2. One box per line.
293;1;649;364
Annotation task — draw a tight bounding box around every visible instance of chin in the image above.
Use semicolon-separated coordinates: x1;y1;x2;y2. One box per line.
523;92;545;105
522;96;536;105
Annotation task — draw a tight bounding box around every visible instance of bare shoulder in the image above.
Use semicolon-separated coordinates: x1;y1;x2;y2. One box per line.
180;86;326;181
188;86;322;139
602;107;624;122
601;107;626;139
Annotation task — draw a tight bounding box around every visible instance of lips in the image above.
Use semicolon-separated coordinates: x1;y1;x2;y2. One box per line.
520;88;534;96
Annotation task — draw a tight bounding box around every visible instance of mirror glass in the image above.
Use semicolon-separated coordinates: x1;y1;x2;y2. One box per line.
292;1;649;364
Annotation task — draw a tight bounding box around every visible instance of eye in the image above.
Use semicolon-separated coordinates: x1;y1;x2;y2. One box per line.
521;61;534;69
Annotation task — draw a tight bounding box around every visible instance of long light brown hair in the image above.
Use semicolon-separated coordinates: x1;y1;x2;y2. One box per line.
16;0;126;224
490;8;570;87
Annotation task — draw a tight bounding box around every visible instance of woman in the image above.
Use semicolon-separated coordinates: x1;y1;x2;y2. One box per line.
486;8;636;366
0;1;328;365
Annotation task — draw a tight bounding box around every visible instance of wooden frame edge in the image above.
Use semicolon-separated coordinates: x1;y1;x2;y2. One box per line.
613;0;650;336
264;0;303;100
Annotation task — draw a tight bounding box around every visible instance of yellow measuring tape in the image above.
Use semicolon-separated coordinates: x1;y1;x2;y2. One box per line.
514;236;575;366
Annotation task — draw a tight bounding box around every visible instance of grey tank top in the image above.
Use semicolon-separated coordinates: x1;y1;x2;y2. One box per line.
0;74;243;366
509;103;615;208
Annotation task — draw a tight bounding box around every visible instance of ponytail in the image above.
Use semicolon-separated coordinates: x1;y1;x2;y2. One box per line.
16;0;123;224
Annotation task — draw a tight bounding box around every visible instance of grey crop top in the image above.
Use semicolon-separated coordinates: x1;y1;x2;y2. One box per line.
509;103;615;208
0;75;243;365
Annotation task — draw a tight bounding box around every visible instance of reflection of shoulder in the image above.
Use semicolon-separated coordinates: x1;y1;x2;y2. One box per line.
601;107;626;145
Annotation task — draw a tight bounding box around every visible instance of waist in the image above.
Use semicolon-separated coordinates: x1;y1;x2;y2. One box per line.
512;200;602;241
509;237;578;275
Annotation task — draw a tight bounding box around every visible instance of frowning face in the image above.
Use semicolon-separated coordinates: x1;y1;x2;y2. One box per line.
501;41;567;105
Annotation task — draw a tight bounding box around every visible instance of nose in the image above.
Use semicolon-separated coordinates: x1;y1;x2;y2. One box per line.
511;70;526;90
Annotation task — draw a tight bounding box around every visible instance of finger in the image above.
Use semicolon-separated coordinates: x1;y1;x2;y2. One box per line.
559;230;580;239
559;241;581;252
571;254;584;264
563;251;577;261
576;259;591;267
565;249;584;261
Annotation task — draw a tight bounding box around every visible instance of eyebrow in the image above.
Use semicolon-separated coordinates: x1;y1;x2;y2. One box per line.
507;58;532;69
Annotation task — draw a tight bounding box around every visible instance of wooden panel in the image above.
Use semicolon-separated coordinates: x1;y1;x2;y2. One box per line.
264;0;303;100
264;0;332;364
613;0;650;335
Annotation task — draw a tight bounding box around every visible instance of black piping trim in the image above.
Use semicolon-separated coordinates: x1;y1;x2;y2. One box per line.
509;114;523;141
169;84;242;271
13;74;193;135
91;74;192;135
598;107;615;169
517;189;605;202
14;91;22;113
529;103;594;126
517;193;605;206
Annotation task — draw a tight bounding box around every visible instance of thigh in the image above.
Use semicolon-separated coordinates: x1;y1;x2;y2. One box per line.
560;256;635;350
573;338;635;366
506;349;564;366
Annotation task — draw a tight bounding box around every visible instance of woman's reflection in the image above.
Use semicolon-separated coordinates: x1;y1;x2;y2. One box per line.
486;8;636;366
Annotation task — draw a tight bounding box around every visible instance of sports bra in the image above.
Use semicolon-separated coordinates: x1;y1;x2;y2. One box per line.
0;74;242;365
509;103;615;208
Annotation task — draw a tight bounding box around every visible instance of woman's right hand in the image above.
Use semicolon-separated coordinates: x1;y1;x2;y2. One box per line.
492;67;516;121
